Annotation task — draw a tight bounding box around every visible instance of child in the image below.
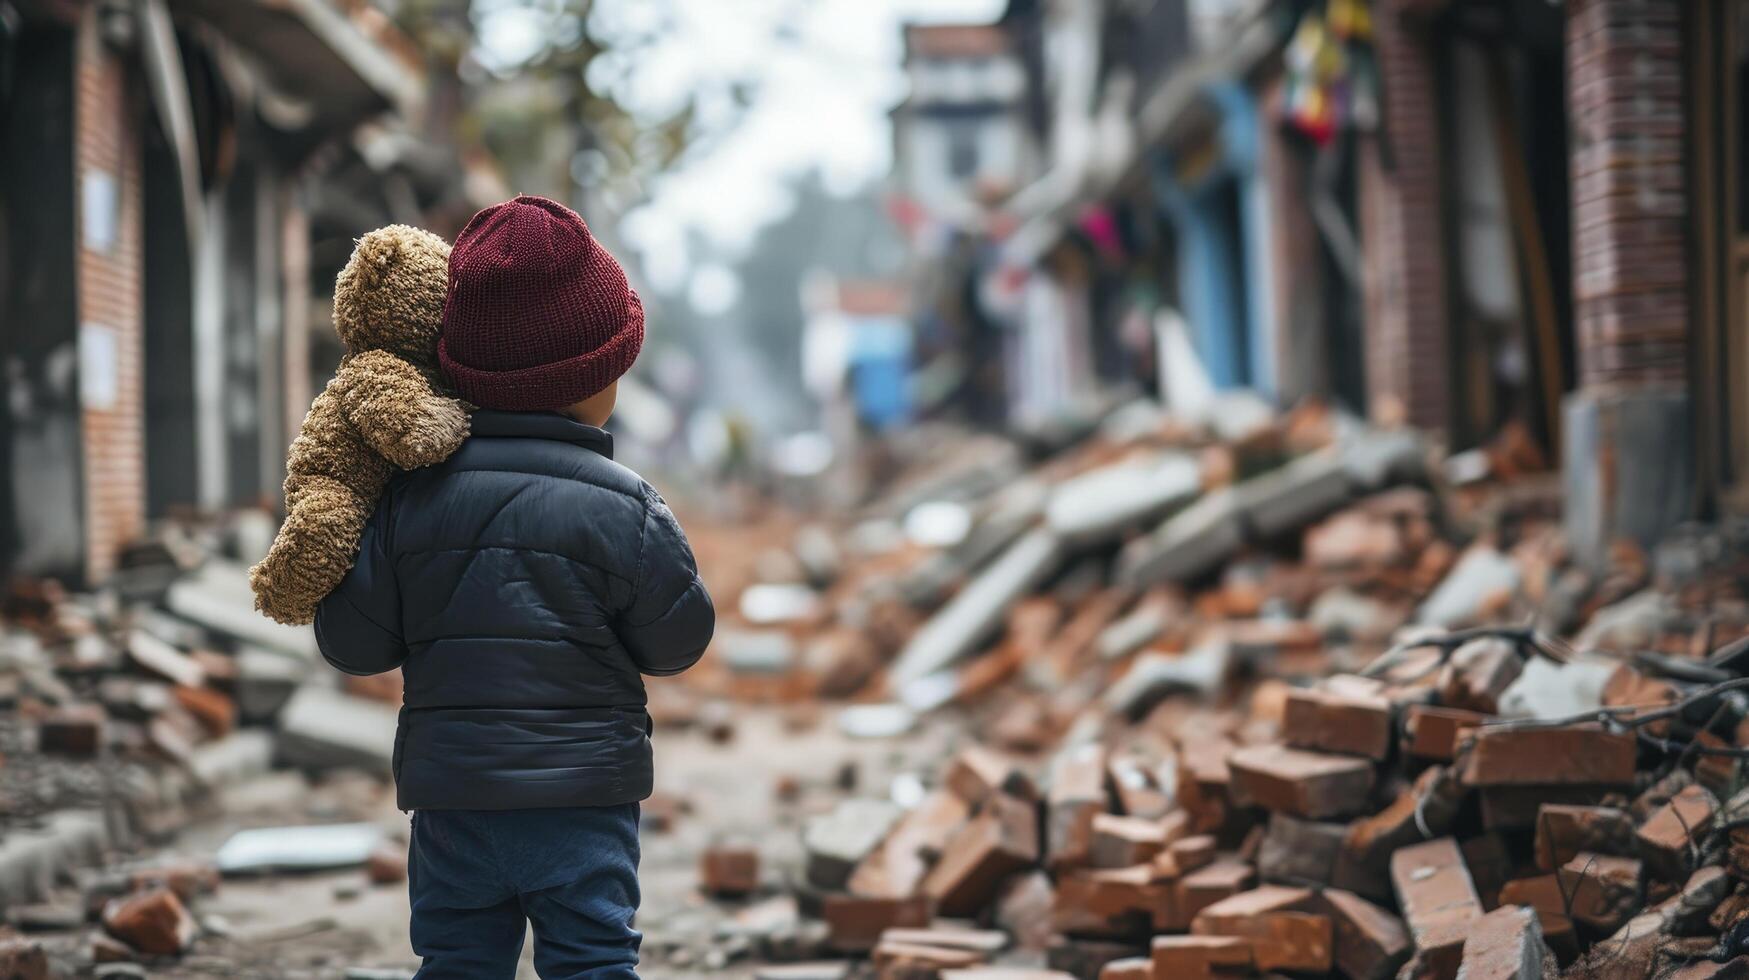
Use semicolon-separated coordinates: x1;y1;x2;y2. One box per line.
314;195;714;979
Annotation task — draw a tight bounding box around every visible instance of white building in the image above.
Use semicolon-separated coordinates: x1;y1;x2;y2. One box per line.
891;24;1034;226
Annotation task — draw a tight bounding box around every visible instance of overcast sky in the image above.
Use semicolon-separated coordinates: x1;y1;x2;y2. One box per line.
477;0;1005;301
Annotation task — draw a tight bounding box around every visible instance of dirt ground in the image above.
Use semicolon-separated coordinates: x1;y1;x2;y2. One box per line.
113;698;959;979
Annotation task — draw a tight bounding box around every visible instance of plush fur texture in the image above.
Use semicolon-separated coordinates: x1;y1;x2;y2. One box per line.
249;225;470;625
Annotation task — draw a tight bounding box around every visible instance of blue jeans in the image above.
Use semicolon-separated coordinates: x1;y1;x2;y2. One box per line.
408;805;641;979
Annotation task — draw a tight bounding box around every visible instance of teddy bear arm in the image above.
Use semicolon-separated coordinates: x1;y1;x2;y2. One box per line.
336;351;471;470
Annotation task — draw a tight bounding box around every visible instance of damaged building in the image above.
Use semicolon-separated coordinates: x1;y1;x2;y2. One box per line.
0;0;498;586
894;0;1747;563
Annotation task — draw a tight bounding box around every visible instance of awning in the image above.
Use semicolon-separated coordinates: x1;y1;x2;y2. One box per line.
170;0;422;140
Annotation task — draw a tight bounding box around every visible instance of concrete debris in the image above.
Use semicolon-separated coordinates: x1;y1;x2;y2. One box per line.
1043;452;1201;546
803;799;904;891
1416;546;1522;628
214;823;383;875
275;685;399;774
891;529;1065;685
17;401;1749;976
1117;489;1246;587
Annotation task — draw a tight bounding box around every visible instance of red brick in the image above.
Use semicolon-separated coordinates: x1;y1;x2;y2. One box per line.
822;895;935;952
1109;757;1174;820
945;745;1035;805
1148;935;1252;980
38;703;106;757
1095;957;1150;980
1173;858;1256;929
1459;726;1636;786
1637;784;1718;881
1283;686;1394;761
871;939;983;974
1556;852;1644;932
366;843;407;885
1436;639;1523;715
1191;885;1332;972
1497;875;1577;961
1322;888;1411;980
1390;838;1483;977
172;685;236;737
1228;744;1376;819
850;790;970;898
1601;665;1677;736
1045;743;1109;871
1532;804;1633;870
102;888;194;956
1088;813;1168;869
922;793;1039;916
1479;785;1611;831
1155;834;1215;879
700;844;760;897
128;860;219;902
1045;936;1145;978
1053;865;1167;938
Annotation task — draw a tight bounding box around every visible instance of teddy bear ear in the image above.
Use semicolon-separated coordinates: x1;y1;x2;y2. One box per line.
337;226;450;300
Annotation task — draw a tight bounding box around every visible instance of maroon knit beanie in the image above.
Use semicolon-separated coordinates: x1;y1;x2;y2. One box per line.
438;194;644;412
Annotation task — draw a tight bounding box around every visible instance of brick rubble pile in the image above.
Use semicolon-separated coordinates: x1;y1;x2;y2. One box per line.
688;398;1749;980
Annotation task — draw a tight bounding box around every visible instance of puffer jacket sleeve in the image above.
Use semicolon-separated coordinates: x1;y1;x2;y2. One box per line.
617;485;715;676
313;496;407;676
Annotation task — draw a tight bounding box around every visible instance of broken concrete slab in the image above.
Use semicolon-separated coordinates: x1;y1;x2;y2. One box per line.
891;529;1065;686
215;822;383;875
803;799;903;891
0;809;110;907
1103;641;1232;719
715;630;799;675
1416;546;1521;628
737;584;822;626
124;630;205;688
1495;655;1615;722
1116;490;1246;587
1044;452;1201;547
165;561;317;659
1456;904;1557;980
234;646;309;722
1236;451;1354;540
1340;429;1428;490
275;685;398;774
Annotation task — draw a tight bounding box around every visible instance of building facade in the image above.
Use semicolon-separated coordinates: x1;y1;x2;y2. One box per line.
0;0;465;584
895;0;1745;560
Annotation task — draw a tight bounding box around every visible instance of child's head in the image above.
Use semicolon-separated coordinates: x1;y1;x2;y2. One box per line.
438;195;643;416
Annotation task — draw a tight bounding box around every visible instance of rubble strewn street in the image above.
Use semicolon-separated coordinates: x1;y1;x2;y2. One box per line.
9;397;1749;978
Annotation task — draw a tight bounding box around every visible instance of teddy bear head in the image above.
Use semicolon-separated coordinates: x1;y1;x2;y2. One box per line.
331;224;452;371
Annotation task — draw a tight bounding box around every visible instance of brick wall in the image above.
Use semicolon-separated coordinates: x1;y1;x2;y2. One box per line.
1359;0;1449;432
1566;0;1688;388
1258;75;1328;407
74;12;145;583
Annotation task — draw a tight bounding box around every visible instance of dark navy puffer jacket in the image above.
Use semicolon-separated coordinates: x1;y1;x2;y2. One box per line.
313;410;714;810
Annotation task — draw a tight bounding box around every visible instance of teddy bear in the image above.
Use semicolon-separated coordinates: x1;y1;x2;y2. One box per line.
249;225;471;625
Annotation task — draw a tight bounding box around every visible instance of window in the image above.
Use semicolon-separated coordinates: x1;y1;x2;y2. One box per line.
946;119;980;179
